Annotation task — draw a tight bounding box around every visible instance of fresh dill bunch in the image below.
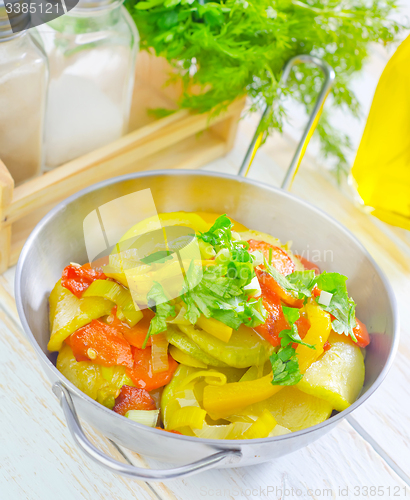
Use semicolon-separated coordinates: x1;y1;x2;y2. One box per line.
125;0;402;179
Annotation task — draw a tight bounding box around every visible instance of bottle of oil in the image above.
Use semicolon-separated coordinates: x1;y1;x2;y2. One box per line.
351;35;410;231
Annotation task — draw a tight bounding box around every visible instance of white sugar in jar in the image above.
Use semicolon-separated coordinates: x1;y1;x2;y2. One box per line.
0;1;48;184
37;0;139;169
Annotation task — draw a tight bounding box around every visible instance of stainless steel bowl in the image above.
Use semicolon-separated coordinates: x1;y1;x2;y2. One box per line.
14;56;399;481
15;169;399;480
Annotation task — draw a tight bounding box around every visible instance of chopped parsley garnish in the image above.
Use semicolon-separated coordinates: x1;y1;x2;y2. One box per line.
182;262;267;330
143;282;175;347
263;260;315;300
143;215;268;344
313;272;357;342
269;305;315;386
263;260;357;341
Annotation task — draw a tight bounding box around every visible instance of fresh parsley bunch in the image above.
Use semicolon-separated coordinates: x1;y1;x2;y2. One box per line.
125;0;401;179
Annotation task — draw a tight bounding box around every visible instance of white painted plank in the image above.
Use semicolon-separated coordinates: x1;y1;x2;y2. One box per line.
119;421;409;500
0;307;159;500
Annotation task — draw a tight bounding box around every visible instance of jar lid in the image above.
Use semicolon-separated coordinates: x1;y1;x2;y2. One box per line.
0;0;30;40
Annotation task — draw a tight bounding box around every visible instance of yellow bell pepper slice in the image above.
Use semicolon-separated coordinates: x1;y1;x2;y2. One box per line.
82;279;143;326
203;373;282;419
195;212;248;232
119;212;211;242
233;386;333;432
161;365;197;427
203;301;331;419
242;409;277;439
167;406;207;431
48;281;114;352
104;212;208;295
296;299;332;374
195;314;233;343
169;345;208;369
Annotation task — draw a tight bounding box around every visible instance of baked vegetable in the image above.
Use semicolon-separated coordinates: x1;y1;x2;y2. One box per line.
50;212;369;439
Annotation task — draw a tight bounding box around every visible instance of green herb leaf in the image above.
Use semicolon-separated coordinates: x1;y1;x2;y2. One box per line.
270;346;303;386
140;250;174;264
198;214;233;251
282;305;300;325
182;263;267;330
281;306;315;349
287;270;316;297
264;260;313;300
143;282;176;347
313;271;357;341
270;301;316;385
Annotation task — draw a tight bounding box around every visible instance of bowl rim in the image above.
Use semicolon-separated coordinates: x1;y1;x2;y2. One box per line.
15;169;400;447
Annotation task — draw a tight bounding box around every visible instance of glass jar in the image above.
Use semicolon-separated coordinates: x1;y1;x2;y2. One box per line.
37;0;139;169
0;2;48;185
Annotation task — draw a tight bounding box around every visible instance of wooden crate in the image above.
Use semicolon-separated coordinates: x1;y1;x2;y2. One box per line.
0;52;245;272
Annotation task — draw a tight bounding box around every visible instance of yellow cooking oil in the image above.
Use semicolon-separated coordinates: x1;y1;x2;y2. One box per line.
351;35;410;230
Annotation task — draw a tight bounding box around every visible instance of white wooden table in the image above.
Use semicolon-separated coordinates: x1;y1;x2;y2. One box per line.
2;43;410;499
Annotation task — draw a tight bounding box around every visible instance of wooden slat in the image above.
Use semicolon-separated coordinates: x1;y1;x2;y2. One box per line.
0;305;158;500
7;128;229;268
5;98;244;227
0;161;14;272
119;421;409;499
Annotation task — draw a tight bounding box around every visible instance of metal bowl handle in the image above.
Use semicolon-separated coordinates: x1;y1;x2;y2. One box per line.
53;382;242;481
238;55;335;189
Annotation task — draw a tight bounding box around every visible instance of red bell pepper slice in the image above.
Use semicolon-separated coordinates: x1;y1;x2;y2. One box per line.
113;385;156;416
295;255;321;275
65;319;133;368
122;309;155;348
254;284;289;347
126;347;178;392
352;317;370;348
61;263;106;298
247;239;295;276
291;315;311;349
256;268;304;308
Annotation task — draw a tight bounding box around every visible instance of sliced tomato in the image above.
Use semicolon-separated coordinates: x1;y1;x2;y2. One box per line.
65;319;133;368
256;268;303;308
122;309;155;348
352;317;370;348
61;263;106;298
255;284;289;347
295;255;321;275
247;239;295;276
312;284;321;298
113;385;156;416
127;347;178;391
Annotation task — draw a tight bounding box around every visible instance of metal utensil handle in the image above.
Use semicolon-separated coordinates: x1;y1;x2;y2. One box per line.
53;383;241;481
238;55;335;190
